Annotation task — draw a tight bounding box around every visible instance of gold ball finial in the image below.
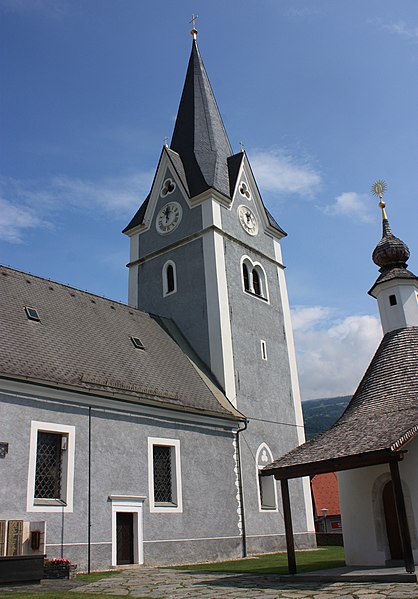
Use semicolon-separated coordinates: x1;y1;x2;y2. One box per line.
190;14;198;40
371;179;388;220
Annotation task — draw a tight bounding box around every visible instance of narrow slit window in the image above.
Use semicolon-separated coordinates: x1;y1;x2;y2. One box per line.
389;294;397;306
166;264;175;294
261;340;267;361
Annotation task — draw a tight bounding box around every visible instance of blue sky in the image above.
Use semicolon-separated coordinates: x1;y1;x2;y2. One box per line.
1;0;417;400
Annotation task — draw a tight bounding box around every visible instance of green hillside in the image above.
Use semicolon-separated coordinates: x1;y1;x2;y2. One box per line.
302;396;351;440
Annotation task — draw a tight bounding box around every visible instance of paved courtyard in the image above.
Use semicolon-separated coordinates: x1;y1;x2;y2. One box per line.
1;567;417;598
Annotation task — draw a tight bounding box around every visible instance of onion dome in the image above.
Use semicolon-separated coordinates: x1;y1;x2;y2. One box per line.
372;218;410;272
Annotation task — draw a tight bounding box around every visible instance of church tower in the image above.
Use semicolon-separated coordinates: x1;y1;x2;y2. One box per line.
124;31;314;552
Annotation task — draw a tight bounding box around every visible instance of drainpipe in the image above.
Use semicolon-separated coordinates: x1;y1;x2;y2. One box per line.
236;419;248;558
88;406;92;574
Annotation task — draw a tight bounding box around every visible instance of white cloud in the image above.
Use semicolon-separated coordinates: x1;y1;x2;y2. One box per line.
0;197;48;243
322;191;374;223
250;149;321;197
291;306;382;400
381;20;418;40
0;171;152;243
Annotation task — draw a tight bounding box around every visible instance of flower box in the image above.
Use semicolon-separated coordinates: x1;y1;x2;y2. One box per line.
43;558;77;579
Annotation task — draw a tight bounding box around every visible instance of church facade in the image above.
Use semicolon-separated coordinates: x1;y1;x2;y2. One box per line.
0;35;315;571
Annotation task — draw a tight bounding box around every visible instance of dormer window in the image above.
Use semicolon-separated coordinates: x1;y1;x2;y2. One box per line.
25;307;40;321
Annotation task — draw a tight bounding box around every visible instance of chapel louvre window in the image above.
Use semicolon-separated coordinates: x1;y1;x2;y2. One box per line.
34;432;63;500
153;446;174;504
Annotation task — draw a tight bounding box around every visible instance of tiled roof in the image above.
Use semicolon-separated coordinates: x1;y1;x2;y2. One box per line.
311;473;340;517
0;266;243;420
263;326;418;474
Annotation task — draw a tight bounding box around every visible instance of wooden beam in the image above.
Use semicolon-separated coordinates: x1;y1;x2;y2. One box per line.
280;479;296;575
389;460;415;574
263;450;402;481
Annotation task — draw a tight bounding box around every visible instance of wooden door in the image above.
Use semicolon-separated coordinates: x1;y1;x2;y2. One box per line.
383;481;403;560
116;512;134;565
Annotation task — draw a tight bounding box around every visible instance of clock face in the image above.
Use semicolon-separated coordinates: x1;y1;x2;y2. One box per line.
156;202;182;235
238;205;258;236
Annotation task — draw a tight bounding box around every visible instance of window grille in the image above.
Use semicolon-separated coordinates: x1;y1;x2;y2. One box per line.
34;432;62;499
153;446;173;503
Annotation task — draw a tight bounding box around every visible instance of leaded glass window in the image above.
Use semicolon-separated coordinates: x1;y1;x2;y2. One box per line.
153;445;173;504
34;432;62;499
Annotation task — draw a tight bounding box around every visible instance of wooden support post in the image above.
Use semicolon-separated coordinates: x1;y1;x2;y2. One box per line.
389;460;415;573
280;478;296;575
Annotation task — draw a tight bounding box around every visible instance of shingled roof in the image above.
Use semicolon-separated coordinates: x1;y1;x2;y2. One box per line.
0;265;243;420
262;326;418;479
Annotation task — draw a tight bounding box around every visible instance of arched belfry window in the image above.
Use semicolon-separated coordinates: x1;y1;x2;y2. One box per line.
256;443;278;511
242;263;250;292
162;260;177;297
241;257;268;302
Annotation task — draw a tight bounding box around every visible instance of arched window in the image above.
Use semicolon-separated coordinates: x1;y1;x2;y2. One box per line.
162;261;177;297
241;257;269;302
252;269;261;296
242;263;250;292
255;443;278;511
166;264;175;294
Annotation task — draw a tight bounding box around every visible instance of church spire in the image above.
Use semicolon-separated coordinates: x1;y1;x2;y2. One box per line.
170;36;233;198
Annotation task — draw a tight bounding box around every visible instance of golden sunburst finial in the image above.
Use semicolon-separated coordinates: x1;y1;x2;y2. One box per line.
371;179;388;220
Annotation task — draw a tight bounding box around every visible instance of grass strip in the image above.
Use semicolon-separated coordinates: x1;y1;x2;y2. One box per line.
169;546;345;575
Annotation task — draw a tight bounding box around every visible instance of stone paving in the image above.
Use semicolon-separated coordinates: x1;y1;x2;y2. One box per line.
0;567;417;598
75;566;418;599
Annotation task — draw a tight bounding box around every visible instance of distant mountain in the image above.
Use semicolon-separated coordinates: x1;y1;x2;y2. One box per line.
302;396;351;440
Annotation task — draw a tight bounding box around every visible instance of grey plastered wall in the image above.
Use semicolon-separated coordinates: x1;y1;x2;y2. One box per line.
222;227;314;547
0;388;241;569
136;237;211;369
138;167;203;258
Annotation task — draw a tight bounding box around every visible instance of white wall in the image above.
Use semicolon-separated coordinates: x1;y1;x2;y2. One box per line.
338;440;418;566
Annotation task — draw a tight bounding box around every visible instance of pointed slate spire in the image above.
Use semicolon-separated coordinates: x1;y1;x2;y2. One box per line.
170;39;233;198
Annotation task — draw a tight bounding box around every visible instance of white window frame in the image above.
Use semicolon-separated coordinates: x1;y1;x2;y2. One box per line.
240;256;269;303
27;421;75;513
256;443;278;512
109;495;145;567
162;260;177;297
148;437;182;513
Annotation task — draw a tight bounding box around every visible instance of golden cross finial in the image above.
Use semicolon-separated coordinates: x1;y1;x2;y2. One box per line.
163;136;168;147
239;141;245;153
190;14;198;40
371;179;388;220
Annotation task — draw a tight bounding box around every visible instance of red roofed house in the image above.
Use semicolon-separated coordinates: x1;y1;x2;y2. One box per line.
311;473;342;535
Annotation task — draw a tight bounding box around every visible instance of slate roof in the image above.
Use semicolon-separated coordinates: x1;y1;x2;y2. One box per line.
0;265;243;420
123;40;286;240
263;326;418;476
171;40;232;198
